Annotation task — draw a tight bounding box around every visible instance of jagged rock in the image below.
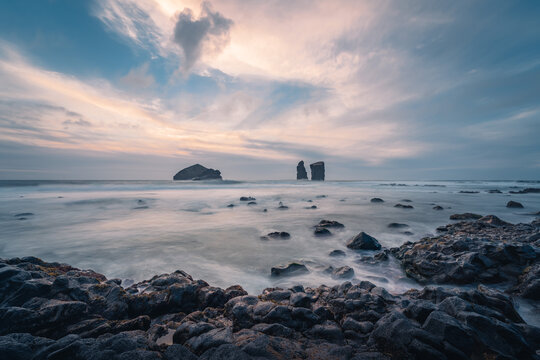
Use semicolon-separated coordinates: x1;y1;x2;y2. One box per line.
432;205;443;210
393;217;538;286
296;161;308;180
310;162;325;181
173;164;222;181
347;232;381;250
0;255;539;360
507;200;524;208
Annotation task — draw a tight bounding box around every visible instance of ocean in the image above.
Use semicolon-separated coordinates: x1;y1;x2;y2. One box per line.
1;179;538;295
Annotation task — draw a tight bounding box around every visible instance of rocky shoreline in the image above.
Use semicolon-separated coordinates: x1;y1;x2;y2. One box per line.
1;216;539;359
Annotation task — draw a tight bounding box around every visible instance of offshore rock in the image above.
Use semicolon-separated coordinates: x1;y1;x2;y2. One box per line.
309;161;325;181
173;164;222;181
296;161;308;180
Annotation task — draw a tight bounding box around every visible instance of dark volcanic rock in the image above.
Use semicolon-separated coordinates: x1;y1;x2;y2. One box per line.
387;223;408;229
173;164;222;181
239;196;256;201
515;263;540;299
310;161;325;181
393;216;538;287
296;161;308;180
449;212;482;220
432;205;444;210
270;263;309;277
459;191;479;194
1;255;539;360
317;220;344;229
507;200;524;208
488;189;503;193
370;198;384;203
509;188;540;194
314;227;332;237
394;203;414;209
329;249;346;257
347;232;381;250
260;232;290;241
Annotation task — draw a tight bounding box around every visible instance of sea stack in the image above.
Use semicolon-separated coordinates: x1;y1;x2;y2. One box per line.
173;164;222;180
296;161;308;180
310;161;325;181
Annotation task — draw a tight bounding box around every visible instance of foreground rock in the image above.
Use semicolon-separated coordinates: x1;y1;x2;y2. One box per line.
173;164;222;181
393;216;539;288
309;161;325;181
1;256;539;360
296;161;308;180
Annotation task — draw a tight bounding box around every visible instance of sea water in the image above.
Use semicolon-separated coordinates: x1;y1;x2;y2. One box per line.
0;180;538;296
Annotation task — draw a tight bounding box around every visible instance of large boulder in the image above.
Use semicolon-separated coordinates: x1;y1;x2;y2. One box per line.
296;161;308;180
173;164;222;181
347;232;381;250
310;162;325;181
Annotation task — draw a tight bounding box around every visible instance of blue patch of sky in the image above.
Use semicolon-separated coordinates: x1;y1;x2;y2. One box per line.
0;0;147;79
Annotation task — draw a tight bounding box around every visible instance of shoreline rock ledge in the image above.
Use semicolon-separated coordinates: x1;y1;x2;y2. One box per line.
296;160;308;180
173;164;222;181
310;161;325;181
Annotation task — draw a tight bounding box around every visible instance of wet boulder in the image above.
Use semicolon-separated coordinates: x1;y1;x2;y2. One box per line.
347;232;381;250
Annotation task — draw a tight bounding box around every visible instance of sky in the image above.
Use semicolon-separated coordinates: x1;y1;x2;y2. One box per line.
0;0;539;180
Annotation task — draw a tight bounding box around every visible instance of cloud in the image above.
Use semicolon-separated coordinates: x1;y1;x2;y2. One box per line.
172;2;233;72
120;63;155;89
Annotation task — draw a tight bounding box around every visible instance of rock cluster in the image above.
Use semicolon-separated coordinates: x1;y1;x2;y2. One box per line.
173;164;222;181
392;216;539;289
1;256;539;359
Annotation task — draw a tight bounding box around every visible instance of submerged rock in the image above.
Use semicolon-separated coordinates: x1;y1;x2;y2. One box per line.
394;203;414;209
173;164;222;181
347;232;381;250
314;227;332;237
260;232;290;240
329;249;346;257
507;200;524;208
240;196;256;201
449;212;482;220
387;223;408;229
296;161;308;180
370;198;384;203
432;205;444;210
310;161;325;181
270;263;309;277
509;188;540;194
317;220;344;228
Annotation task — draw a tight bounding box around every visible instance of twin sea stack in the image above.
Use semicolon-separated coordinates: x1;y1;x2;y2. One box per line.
173;164;222;181
297;161;325;181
